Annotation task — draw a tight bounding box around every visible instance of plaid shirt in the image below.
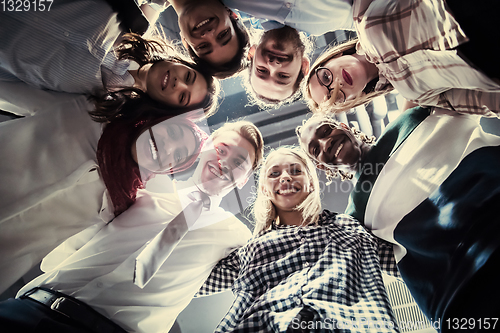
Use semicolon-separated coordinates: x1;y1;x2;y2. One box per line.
198;211;400;333
353;0;500;117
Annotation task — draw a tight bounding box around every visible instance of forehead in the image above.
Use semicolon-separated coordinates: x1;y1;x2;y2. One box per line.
300;118;325;145
213;130;256;162
266;153;306;169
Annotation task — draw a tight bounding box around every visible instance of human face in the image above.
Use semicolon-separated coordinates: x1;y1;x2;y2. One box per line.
177;1;239;66
194;131;256;196
263;153;311;213
300;119;362;167
132;120;197;173
308;54;371;106
133;60;208;108
250;27;306;100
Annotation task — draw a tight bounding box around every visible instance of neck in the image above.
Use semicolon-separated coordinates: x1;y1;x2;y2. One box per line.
353;53;379;82
276;209;305;227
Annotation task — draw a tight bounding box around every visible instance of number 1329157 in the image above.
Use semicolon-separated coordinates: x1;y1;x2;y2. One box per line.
2;0;53;11
445;318;498;330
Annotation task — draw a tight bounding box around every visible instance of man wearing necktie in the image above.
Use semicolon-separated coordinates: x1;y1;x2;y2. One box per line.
0;121;264;333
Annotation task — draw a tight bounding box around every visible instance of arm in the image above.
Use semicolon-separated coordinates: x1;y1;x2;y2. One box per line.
196;247;241;297
438;89;500;118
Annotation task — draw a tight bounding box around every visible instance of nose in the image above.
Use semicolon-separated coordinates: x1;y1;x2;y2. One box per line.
172;77;188;90
280;170;292;183
318;138;329;152
267;55;281;66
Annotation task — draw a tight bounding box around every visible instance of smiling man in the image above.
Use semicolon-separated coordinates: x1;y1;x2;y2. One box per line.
0;121;264;333
246;26;311;106
170;0;250;79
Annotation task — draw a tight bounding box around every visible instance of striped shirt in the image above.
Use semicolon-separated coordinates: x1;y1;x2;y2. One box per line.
198;210;400;333
353;0;500;117
0;0;131;93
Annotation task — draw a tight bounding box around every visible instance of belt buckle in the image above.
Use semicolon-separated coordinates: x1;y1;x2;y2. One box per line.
50;297;71;318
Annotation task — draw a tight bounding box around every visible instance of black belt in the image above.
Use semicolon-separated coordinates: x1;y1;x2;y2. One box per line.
21;287;126;333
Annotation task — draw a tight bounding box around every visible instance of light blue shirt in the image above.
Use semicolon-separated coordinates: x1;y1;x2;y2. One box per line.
223;0;354;36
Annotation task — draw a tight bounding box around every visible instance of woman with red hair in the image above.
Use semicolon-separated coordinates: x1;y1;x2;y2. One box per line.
0;93;208;294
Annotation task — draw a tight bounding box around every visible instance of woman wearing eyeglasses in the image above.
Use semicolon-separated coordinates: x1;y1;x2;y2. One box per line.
0;93;207;295
303;0;500;117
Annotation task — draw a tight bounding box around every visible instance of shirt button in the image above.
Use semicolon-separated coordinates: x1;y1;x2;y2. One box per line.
96;281;103;288
64;31;70;37
285;2;292;9
304;262;310;267
296;298;301;305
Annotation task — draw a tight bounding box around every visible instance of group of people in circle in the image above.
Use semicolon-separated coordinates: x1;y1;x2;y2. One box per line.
0;0;499;332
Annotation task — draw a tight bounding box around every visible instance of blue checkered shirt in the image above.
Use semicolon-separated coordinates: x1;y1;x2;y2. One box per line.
198;210;400;332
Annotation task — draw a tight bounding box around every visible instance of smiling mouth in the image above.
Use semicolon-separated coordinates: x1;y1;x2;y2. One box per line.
276;187;300;195
342;69;353;86
335;143;344;158
195;18;211;30
208;162;230;181
161;71;169;90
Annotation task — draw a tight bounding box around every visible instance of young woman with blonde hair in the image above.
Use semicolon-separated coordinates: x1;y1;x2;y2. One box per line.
197;146;399;332
304;0;500;118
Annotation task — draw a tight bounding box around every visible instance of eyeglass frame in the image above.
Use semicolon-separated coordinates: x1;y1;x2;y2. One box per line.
314;67;346;104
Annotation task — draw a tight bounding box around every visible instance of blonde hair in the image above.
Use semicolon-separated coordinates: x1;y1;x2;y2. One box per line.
303;38;393;115
296;114;376;184
252;146;321;235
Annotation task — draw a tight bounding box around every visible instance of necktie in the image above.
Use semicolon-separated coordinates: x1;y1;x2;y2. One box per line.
134;191;210;288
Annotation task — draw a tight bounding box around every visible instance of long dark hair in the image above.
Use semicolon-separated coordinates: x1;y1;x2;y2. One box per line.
89;33;220;123
97;111;208;216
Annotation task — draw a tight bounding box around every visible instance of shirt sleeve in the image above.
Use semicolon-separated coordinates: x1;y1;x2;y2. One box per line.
195;247;241;297
438;89;500;118
377;239;401;278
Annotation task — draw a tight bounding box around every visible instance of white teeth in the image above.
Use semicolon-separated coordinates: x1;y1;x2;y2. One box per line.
209;165;227;181
278;188;299;195
195;19;210;29
335;143;343;158
149;138;158;161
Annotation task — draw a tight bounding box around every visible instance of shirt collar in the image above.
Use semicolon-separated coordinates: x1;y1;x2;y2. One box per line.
175;178;223;211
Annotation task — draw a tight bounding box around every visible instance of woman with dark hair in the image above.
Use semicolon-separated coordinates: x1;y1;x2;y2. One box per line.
303;0;500;117
0;1;220;120
0;93;208;294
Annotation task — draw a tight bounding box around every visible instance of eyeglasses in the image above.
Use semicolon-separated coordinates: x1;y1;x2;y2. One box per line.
315;67;346;104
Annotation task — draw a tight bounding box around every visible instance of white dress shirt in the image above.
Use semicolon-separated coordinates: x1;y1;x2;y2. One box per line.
0;94;112;295
364;108;500;261
18;187;252;333
223;0;354;36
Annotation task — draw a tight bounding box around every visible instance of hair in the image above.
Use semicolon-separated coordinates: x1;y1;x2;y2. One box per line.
304;38;393;115
242;28;313;110
252;146;321;235
296;114;376;183
89;33;220;123
97;111;208;216
211;120;264;171
185;10;250;80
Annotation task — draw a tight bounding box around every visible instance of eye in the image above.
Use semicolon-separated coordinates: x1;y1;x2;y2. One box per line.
174;150;182;164
269;170;280;177
312;146;319;157
279;73;290;79
290;168;301;175
217;29;230;40
167;126;179;140
197;42;209;50
256;67;268;75
216;146;226;156
179;93;186;105
234;158;243;168
321;125;332;137
185;71;191;84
